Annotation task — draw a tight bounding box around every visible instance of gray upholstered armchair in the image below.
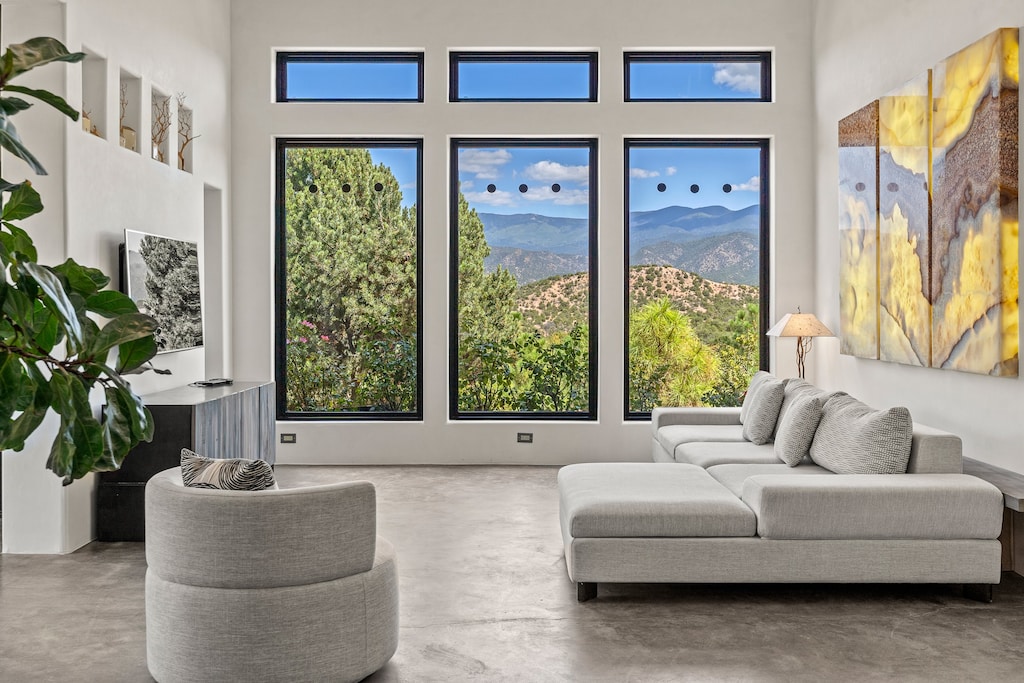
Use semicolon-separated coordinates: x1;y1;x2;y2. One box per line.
144;468;398;683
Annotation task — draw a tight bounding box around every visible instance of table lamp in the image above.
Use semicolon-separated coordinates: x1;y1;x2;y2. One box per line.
766;309;834;379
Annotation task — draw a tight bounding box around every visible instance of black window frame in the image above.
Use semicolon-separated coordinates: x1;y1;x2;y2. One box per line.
624;51;772;103
449;52;599;102
274;137;425;421
276;51;425;103
449;137;599;420
623;138;770;421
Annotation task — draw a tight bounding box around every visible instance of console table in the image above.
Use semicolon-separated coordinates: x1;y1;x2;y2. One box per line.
963;457;1024;577
96;380;275;541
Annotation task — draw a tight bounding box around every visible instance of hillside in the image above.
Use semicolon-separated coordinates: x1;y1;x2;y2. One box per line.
485;247;588;284
630;231;759;285
516;264;757;342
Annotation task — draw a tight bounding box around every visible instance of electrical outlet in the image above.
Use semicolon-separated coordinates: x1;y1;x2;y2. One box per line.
517;432;533;444
280;433;297;444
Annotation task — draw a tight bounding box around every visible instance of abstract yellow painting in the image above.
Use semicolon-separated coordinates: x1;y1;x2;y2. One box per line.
878;71;931;367
838;101;879;359
931;27;1019;376
837;28;1019;377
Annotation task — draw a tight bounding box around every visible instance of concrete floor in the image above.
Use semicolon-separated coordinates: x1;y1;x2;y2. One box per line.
1;465;1023;682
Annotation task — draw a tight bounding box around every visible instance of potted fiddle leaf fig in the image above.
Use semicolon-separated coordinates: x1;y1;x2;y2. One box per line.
0;37;164;484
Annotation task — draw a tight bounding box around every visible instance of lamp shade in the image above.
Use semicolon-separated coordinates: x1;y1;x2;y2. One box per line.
766;313;834;338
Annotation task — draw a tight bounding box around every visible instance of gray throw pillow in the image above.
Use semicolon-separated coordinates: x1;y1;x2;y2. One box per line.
740;377;786;445
809;394;913;474
773;394;824;466
180;448;277;490
739;371;775;425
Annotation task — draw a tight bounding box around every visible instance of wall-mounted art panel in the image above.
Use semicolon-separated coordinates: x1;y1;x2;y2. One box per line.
931;27;1019;376
838;101;880;359
878;71;931;367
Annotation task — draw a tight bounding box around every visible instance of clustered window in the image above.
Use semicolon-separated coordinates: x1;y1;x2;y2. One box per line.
274;51;771;421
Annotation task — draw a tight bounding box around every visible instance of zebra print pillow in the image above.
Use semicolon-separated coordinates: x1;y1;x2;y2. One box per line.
180;449;277;490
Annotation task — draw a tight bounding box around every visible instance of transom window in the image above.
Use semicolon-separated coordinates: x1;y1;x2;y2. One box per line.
624;52;771;102
276;52;424;102
449;52;598;101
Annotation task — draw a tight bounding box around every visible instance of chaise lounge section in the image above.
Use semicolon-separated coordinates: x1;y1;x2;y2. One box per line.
559;372;1004;601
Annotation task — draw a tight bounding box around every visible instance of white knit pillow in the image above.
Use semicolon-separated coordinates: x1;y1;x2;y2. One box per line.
739;371;775;425
740;377;786;445
774;394;824;466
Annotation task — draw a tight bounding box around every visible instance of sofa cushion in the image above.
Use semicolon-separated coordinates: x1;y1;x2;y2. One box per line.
810;394;913;474
558;463;756;538
180;449;277;491
675;441;779;467
656;424;746;456
742;474;1003;540
739;371;775;424
772;379;836;440
706;463;833;497
773;393;825;466
740;377;786;445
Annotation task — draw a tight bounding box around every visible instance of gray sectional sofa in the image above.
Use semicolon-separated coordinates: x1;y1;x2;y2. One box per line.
559;372;1004;602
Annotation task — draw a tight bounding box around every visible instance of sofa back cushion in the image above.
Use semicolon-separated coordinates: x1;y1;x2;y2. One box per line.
740;377;786;445
773;393;824;466
810;394;913;474
772;378;834;440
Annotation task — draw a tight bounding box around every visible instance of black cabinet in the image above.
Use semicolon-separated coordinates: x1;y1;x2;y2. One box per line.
96;381;275;541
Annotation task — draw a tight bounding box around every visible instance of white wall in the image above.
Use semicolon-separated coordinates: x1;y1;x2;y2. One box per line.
1;0;232;552
231;0;817;465
812;0;1024;474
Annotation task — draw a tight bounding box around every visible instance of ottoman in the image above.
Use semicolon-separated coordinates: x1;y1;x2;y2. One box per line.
558;463;756;601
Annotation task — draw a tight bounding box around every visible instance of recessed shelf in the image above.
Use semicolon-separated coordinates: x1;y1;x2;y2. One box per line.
80;48;107;139
151;87;172;165
119;70;141;153
177;96;194;173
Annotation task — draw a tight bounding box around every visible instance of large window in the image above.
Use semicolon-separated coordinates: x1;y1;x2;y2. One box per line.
276;52;424;102
451;139;597;419
625;140;769;418
275;139;422;419
624;52;771;102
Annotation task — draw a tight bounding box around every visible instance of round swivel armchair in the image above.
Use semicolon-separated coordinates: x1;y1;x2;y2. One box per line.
145;468;398;683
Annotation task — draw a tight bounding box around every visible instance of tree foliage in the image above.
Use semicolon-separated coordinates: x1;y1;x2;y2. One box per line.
139;235;202;351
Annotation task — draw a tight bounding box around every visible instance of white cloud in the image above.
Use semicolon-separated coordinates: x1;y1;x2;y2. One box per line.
458;149;512;179
522;186;589;206
665;166;677;176
630;167;660;179
523;160;589;183
463;189;517;207
712;63;761;94
459;180;474;190
731;176;760;192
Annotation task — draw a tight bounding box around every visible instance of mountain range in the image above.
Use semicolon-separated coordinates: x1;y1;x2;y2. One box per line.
479;204;759;286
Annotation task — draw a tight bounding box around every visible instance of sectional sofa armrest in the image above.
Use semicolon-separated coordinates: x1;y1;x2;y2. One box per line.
907;423;963;473
742;474;1003;540
651;406;742;434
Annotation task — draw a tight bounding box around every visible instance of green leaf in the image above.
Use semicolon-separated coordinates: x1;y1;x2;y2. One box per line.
97;387;133;471
6;38;85;80
3;84;77;119
0;96;31;115
0;364;50;452
115;334;157;374
20;262;83;349
103;370;154;443
0;110;45;174
67;377;103;481
87;313;157;361
54;258;109;297
86;290;138;317
1;180;43;221
0;351;24;419
0;176;23;193
2;223;38;261
1;285;34;334
46;416;76;484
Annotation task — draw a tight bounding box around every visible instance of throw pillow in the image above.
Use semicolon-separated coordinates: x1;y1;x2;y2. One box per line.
740;377;786;445
809;394;913;474
739;371;775;425
773;393;824;466
180;449;277;490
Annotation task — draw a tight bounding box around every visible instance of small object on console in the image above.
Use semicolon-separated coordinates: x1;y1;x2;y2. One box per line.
190;378;234;387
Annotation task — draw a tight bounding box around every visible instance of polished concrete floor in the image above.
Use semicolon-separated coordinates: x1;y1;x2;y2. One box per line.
1;465;1023;682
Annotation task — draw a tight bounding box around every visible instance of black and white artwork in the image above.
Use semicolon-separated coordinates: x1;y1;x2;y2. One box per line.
124;229;204;353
